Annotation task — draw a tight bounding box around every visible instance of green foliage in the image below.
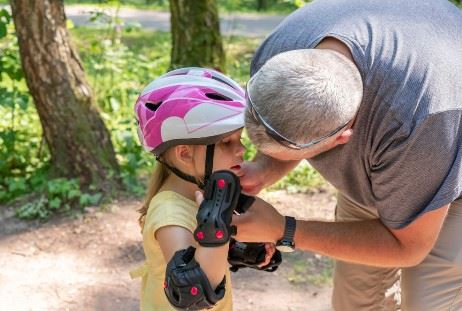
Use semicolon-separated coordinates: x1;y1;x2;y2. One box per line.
0;8;11;39
72;23;261;197
64;0;169;11
60;0;307;13
15;178;103;220
0;5;323;219
224;36;260;83
0;8;49;203
217;0;308;13
71;17;171;196
241;131;258;161
270;161;325;193
0;9;108;219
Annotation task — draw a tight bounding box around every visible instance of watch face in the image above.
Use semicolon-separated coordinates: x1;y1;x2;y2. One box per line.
276;243;295;253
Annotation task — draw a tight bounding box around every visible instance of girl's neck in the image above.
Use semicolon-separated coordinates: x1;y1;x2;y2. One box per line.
160;173;200;202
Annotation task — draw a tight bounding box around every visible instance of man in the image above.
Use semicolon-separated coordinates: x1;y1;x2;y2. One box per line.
232;0;462;310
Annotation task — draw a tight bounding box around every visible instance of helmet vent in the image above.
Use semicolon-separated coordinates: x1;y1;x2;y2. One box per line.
205;93;232;101
211;76;235;89
145;101;162;112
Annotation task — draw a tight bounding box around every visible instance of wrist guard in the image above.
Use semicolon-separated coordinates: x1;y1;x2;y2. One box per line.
194;170;240;247
236;193;255;214
228;239;282;273
164;246;226;310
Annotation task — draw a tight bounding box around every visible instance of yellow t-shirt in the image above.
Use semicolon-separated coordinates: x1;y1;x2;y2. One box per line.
130;191;233;311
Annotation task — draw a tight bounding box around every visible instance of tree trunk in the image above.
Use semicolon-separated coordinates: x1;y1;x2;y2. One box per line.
257;0;269;11
169;0;225;71
10;0;120;188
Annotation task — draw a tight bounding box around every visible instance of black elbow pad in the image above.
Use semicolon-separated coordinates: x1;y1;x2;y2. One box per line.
164;246;226;310
194;170;241;247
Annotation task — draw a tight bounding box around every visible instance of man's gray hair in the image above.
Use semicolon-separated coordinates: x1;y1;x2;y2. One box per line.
246;49;363;153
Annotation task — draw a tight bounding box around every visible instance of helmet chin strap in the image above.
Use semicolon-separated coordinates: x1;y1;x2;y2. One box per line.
202;144;215;187
156;144;215;190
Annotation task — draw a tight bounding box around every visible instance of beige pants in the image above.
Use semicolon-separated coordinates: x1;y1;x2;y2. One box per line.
332;193;462;311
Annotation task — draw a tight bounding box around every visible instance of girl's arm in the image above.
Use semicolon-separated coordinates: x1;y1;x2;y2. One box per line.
156;225;229;289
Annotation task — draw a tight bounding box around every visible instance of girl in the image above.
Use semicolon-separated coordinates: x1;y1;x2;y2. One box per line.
131;68;274;310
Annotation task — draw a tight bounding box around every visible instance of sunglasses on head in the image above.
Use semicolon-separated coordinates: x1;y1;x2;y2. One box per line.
245;76;350;150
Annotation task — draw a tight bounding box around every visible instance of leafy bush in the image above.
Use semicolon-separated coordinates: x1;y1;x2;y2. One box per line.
71;17;262;196
270;161;325;193
58;0;307;13
0;10;103;219
15;178;102;220
0;7;325;219
0;8;50;202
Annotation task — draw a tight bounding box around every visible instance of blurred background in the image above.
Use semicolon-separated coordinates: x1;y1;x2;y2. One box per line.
0;0;323;219
0;1;460;310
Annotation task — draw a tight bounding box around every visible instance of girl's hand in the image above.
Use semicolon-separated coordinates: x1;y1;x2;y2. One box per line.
259;243;277;267
195;190;204;205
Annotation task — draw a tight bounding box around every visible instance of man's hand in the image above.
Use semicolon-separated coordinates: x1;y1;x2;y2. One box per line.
232;197;285;243
237;160;268;195
237;152;301;195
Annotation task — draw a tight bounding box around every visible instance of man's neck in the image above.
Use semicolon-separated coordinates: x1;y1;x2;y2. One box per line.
315;37;355;63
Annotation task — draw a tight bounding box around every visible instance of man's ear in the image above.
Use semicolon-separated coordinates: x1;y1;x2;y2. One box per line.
335;129;353;145
174;145;194;165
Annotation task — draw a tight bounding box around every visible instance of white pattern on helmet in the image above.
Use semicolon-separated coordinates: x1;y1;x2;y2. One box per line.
161;102;244;142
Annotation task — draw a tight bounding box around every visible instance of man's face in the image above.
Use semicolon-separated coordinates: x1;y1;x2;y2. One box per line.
255;118;355;162
260;138;337;161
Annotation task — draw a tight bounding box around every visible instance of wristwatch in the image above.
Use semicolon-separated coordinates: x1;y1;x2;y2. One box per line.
276;216;296;253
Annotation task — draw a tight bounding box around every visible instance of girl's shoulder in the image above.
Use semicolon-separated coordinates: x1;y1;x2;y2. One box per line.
144;191;198;234
150;191;196;207
147;191;197;216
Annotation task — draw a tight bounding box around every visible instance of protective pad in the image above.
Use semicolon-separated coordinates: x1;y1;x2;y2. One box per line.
228;239;282;273
235;193;255;214
194;170;241;247
164;246;226;310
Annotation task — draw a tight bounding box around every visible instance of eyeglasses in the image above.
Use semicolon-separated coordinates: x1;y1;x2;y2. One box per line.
245;76;350;150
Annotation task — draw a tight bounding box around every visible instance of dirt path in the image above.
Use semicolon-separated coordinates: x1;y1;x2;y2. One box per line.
0;190;336;311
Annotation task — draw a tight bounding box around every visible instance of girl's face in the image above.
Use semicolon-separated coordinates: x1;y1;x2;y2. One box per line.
192;129;246;176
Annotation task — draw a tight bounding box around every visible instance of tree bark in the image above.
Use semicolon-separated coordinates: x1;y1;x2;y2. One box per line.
169;0;225;71
257;0;269;11
10;0;120;188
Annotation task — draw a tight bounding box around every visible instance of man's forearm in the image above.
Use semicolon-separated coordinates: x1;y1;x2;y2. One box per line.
294;219;417;267
235;196;446;267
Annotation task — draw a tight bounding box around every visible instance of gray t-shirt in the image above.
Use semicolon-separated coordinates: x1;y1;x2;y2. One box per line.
251;0;462;228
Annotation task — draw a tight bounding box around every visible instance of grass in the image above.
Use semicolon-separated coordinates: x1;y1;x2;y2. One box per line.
0;0;300;14
269;161;326;193
59;0;302;14
70;26;260;83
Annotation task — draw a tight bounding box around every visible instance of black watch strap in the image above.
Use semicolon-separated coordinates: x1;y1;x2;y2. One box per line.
282;216;296;242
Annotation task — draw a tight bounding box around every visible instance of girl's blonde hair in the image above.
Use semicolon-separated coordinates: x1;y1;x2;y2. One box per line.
138;161;169;229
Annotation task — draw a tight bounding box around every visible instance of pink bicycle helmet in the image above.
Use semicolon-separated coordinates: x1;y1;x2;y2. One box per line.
135;67;246;156
135;67;246;188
